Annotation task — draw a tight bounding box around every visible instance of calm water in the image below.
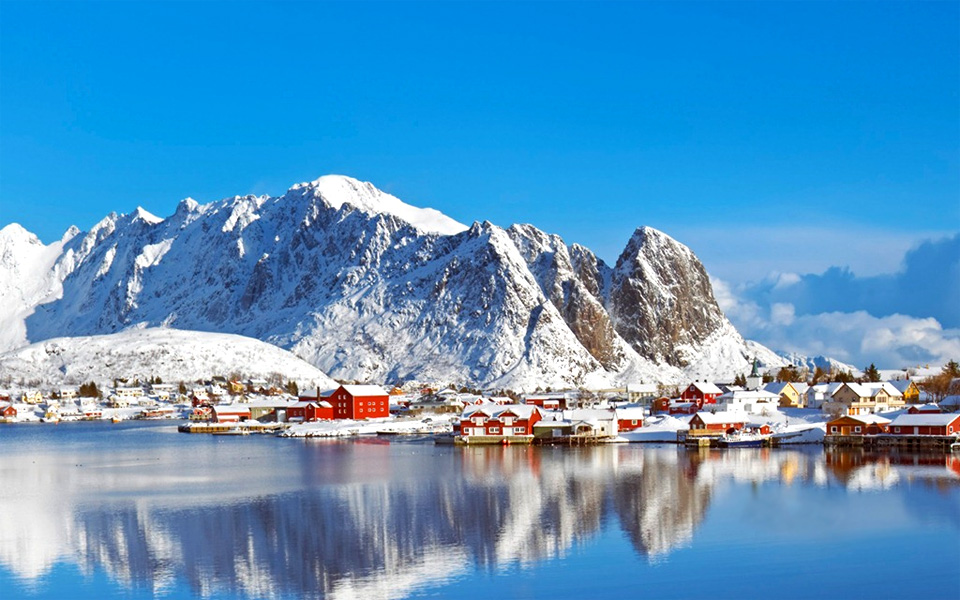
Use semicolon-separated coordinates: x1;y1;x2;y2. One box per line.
1;421;958;600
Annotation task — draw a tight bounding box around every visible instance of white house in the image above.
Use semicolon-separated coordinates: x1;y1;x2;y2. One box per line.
718;389;781;415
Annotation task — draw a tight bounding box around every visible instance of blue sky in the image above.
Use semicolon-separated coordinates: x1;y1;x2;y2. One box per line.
1;1;958;366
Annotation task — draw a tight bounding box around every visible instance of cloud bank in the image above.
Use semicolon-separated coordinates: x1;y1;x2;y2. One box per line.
715;234;960;368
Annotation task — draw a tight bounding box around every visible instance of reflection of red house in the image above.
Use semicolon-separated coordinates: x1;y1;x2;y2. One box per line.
327;385;389;420
681;382;723;409
287;401;334;422
460;405;542;438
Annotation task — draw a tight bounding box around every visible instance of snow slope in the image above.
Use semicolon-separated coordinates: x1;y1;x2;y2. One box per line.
0;328;337;388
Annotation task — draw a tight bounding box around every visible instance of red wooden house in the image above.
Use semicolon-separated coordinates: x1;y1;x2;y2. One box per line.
681;382;723;409
688;411;746;435
1;404;17;419
211;405;251;423
615;406;645;432
460;404;542;438
326;385;389;420
888;413;960;436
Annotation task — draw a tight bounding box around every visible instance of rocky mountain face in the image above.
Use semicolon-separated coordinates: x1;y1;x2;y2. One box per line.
0;175;779;388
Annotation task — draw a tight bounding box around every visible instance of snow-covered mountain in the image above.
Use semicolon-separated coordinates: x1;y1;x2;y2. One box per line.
1;175;787;388
0;328;337;389
774;351;857;376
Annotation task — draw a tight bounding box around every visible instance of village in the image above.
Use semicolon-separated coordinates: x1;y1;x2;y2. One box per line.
2;360;959;452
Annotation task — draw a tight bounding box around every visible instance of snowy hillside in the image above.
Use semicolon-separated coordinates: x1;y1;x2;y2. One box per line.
2;175;788;388
0;328;337;389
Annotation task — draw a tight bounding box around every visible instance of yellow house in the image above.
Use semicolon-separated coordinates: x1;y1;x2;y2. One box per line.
889;380;920;403
20;390;43;404
765;382;803;408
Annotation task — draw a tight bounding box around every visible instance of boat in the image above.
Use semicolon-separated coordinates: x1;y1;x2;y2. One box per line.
951;441;960;453
717;433;771;448
111;415;123;423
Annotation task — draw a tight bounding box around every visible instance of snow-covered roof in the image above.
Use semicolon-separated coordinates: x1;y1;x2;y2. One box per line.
340;384;388;397
763;382;796;395
562;408;616;421
888;413;960;427
886;380;915;393
861;382;903;398
829;414;891;425
689;381;723;395
462;404;541;420
212;405;251;414
718;390;779;402
614;406;646;420
692;411;747;424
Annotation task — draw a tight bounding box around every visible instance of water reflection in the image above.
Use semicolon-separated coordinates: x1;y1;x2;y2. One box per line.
1;425;958;599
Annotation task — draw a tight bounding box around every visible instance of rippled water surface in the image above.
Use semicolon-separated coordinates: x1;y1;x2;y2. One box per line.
1;421;958;599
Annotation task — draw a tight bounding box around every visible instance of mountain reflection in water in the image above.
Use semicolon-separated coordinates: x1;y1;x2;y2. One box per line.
1;423;958;600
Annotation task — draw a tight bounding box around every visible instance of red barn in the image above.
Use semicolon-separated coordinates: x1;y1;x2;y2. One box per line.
888;413;960;436
326;385;389;420
681;382;723;408
460;404;542;438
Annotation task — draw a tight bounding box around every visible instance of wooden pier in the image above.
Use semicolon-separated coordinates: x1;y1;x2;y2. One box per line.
825;434;958;452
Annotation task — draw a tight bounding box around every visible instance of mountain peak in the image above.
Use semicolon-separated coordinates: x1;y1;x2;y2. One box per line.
290;175;468;236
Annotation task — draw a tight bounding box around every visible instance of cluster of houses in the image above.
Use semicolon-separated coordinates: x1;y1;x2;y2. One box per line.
454;392;647;444
0;378;294;423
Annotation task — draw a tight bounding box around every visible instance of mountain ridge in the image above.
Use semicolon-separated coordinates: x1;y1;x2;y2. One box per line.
1;175;790;388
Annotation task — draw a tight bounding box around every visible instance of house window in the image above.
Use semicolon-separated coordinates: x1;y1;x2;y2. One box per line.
489;427;500;433
831;426;837;433
631;420;638;425
854;426;861;433
895;427;900;433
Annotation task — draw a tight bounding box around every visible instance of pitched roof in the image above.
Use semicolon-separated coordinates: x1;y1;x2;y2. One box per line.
763;382;796;395
340;385;388;397
829;414;891;425
689;381;723;395
888;380;917;394
692;411;747;424
462;404;541;420
888;413;960;427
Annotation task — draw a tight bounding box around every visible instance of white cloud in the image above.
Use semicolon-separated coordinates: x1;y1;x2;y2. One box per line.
675;225;954;282
714;275;960;368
